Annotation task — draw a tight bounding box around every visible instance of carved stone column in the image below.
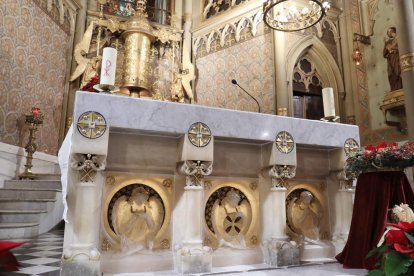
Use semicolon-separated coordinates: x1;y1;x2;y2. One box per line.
177;160;213;246
261;131;298;267
62;153;106;276
336;170;354;240
174;123;214;274
269;165;296;240
395;0;414;139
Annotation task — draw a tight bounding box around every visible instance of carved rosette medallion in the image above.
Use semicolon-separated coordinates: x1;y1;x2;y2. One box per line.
344;138;359;156
275;131;294;154
400;53;414;73
188;122;212;147
76;111;107;139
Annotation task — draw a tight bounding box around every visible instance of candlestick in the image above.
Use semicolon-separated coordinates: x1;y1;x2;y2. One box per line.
19;108;44;179
94;47;118;93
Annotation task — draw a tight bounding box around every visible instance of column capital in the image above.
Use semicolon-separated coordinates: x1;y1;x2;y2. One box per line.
177;160;213;187
70;153;106;182
266;165;296;189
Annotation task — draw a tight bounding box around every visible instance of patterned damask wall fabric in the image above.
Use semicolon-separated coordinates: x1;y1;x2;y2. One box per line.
195;33;275;114
0;0;70;154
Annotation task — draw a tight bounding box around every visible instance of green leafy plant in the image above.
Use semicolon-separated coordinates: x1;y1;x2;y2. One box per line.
368;222;414;276
345;142;414;178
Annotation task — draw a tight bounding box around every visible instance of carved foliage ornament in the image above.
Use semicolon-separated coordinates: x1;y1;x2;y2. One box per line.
77;111;107;139
344;138;359;157
70;154;106;182
275;131;295;154
178;160;213;186
269;165;297;188
188;122;212;147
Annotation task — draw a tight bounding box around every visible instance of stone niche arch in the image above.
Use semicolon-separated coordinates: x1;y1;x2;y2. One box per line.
286;35;344;119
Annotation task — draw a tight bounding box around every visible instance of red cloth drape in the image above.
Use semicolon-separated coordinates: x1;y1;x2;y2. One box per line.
336;171;414;269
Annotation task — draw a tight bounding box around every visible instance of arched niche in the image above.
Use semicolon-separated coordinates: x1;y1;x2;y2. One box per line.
285;35;344;119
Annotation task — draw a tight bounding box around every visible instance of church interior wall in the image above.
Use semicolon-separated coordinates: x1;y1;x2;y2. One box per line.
0;0;73;155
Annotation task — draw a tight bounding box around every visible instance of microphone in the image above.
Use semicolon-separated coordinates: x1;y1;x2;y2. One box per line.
231;79;261;113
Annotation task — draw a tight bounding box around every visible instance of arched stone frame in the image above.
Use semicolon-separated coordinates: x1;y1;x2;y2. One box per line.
286;36;345;119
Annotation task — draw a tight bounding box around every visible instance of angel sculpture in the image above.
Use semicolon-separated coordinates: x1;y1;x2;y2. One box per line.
112;187;164;253
287;191;323;243
211;189;252;249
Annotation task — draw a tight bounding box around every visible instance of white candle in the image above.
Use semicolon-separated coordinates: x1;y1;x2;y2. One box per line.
322;87;335;117
100;47;117;86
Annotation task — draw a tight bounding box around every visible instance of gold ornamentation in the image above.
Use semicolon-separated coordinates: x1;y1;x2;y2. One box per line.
205;187;252;248
275;131;295;154
76;111;107;139
170;72;185;103
153;27;182;44
188;122;212;147
269;165;296;188
250;235;258;245
249;182;257;191
106;176;116;186
70;154;106;182
204;180;212;190
161;238;170;249
163;178;172;188
101;238;112;251
400;53;414;73
19;110;44;179
344;138;359;157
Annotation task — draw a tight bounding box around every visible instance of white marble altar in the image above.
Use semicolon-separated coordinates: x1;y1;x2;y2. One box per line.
61;92;359;275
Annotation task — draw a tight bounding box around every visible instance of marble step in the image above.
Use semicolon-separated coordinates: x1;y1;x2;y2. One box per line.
0;222;39;240
34;173;61;181
0;209;46;223
0;198;56;211
4;180;61;190
0;188;60;200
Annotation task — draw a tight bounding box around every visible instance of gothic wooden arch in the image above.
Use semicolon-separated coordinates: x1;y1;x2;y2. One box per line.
286;35;345;119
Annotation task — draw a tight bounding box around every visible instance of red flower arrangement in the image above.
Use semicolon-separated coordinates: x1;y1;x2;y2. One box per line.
345;141;414;179
81;75;99;92
368;221;414;276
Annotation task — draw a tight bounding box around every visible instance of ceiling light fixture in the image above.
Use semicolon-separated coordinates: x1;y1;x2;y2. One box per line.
263;0;330;32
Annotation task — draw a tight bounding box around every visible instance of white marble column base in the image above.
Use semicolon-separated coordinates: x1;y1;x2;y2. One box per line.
174;245;212;274
61;259;101;276
261;239;300;267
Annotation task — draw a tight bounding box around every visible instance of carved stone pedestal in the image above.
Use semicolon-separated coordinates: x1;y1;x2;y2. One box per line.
262;240;300;267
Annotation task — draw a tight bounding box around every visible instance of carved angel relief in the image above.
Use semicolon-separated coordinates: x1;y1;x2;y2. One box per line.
205;187;252;249
108;184;165;252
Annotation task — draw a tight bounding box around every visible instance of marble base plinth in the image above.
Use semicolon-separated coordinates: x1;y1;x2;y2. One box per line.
300;241;336;262
262;240;300;267
61;259;100;276
174;249;212;274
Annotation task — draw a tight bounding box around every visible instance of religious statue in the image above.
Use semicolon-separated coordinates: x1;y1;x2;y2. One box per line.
287;191;322;242
211;189;252;249
170;72;185;103
111;187;164;252
383;27;403;91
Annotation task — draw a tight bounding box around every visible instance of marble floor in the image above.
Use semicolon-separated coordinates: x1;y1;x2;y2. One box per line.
4;228;367;276
6;229;63;276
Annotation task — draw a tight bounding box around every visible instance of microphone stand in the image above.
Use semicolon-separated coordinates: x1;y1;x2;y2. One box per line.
231;80;261;113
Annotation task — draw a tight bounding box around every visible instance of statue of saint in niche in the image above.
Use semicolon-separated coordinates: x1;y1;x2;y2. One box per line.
211;189;252;249
287;190;323;243
383;27;403;91
112;187;164;252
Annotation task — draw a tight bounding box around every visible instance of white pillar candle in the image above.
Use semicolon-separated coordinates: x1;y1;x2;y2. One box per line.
100;47;117;86
322;87;336;117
